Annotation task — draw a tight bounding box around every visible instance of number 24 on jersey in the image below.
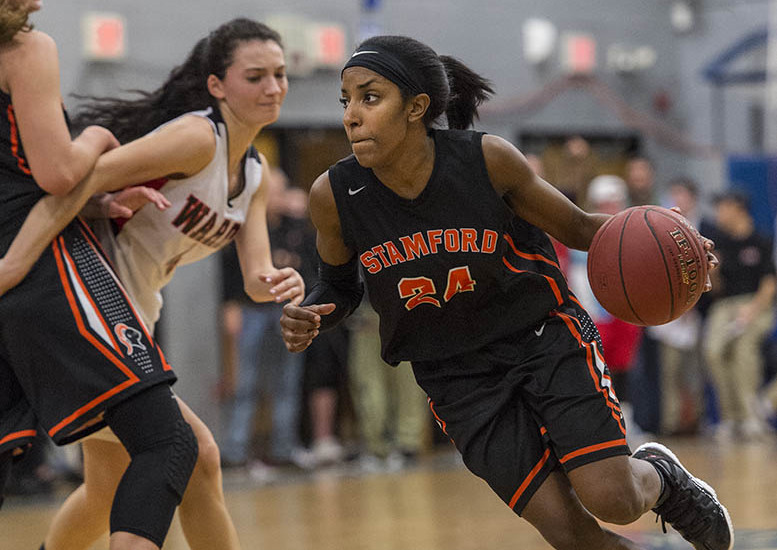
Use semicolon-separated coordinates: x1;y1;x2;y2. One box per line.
398;266;476;310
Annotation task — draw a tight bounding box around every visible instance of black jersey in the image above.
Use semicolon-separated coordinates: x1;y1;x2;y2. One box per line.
329;129;570;364
0;90;46;249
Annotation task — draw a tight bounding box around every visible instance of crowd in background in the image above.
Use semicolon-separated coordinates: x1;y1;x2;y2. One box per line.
7;135;777;500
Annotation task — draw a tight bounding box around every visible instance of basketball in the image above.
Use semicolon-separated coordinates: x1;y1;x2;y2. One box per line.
586;205;708;326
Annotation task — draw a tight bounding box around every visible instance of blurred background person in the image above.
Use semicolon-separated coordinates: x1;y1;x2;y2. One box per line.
219;168;309;476
543;135;599;207
648;177;706;435
623;154;663;434
625;155;656;207
702;189;776;442
564;175;644;445
348;300;428;473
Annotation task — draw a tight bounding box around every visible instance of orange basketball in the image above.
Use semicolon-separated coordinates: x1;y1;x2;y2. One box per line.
586;206;707;325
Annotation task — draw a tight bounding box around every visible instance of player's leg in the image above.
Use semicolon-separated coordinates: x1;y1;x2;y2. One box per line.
565;454;659;524
44;438;127;550
175;398;241;550
104;383;198;550
536;307;733;549
521;469;643;550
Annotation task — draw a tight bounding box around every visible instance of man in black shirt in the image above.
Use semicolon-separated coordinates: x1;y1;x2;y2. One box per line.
703;189;776;441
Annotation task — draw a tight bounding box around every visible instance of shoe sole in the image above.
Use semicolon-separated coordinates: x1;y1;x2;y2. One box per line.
634;442;734;550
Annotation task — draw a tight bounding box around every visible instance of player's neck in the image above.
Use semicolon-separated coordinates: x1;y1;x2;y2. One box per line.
372;132;434;200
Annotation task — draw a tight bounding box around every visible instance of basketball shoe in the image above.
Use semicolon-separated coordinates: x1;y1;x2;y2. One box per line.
632;442;734;550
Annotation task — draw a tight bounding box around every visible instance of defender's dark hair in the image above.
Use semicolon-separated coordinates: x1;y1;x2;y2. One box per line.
351;35;493;130
0;1;33;46
71;18;282;143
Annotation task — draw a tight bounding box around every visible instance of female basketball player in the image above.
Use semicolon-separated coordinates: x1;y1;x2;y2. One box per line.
0;15;303;550
0;2;199;550
279;35;733;550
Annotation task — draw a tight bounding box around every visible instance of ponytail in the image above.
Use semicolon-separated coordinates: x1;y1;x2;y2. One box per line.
439;55;493;130
71;37;212;143
71;18;282;143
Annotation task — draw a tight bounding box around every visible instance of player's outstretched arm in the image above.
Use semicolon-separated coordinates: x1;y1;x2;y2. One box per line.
481;134;609;251
0;116;215;296
280;171;360;352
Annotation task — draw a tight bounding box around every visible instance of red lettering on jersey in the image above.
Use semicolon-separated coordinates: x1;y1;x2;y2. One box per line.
360;250;382;274
482;230;498;253
461;228;479;252
172;195;211;234
399;232;430;260
222;223;241;243
384;241;406;265
443;266;476;302
202;219;232;247
398;277;441;310
427;230;443;254
190;212;217;241
372;245;390;268
444;229;460;252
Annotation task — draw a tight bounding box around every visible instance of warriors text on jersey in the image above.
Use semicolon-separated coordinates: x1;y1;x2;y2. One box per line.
95;108;262;329
329;129;571;365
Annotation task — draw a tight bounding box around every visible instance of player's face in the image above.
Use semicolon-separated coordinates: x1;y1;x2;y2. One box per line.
340;67;415;168
214;39;288;128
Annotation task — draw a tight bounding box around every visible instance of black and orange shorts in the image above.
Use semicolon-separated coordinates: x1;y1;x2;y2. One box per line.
412;305;630;515
0;219;176;455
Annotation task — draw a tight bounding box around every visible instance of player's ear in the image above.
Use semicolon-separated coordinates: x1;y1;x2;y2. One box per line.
407;93;430;123
207;74;226;100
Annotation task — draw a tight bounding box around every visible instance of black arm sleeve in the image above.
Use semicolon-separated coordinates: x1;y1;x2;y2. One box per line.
300;254;364;331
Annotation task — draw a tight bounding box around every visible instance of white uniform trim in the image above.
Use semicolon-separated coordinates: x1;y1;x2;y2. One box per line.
96;108;262;331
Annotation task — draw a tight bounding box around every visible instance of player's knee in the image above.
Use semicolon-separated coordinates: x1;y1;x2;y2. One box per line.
192;425;221;485
576;480;644;524
165;418;199;500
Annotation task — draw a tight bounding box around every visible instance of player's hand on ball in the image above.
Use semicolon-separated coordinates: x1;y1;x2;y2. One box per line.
701;237;718;292
280;302;335;352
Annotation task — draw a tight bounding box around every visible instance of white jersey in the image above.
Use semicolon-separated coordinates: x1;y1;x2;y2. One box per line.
95;108;262;331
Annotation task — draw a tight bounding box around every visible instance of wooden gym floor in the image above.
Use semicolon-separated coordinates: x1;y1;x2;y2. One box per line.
2;436;776;549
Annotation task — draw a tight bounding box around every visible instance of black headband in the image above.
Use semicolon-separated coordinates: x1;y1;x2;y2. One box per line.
341;48;425;95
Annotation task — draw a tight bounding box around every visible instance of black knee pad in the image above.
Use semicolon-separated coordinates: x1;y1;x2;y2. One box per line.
104;385;198;546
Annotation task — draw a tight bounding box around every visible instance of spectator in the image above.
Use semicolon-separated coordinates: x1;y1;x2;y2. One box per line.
703;189;776;441
648;178;706;435
624;155;662;433
566;175;643;445
220;169;308;472
348;301;428;472
625;155;656;206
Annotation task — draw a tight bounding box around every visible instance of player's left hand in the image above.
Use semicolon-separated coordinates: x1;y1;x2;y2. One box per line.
701;236;718;292
104;187;172;218
263;267;306;305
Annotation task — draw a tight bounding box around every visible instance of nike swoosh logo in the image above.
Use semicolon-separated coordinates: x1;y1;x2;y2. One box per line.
534;323;546;337
348;186;366;196
351;50;379;58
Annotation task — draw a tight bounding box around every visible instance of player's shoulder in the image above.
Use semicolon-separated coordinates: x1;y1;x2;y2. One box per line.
5;29;56;59
0;29;56;69
157;114;216;150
